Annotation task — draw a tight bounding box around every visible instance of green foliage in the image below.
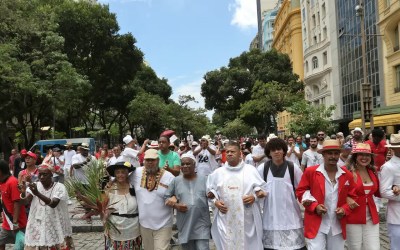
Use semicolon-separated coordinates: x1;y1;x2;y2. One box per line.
222;118;254;140
287;100;337;136
0;0;188;148
201;49;303;134
65;159;119;235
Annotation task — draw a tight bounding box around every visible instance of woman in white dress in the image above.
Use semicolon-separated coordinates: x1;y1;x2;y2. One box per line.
19;164;73;250
105;161;141;250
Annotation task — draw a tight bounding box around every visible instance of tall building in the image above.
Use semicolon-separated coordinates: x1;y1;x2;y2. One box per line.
336;0;382;132
361;0;400;134
272;0;303;80
301;0;342;121
272;0;303;136
262;8;278;51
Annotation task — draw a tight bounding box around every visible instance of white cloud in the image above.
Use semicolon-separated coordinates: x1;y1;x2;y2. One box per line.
229;0;257;29
172;78;214;119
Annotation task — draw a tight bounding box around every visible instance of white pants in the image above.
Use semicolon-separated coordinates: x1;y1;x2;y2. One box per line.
346;220;380;250
140;225;172;250
388;223;400;250
306;229;344;250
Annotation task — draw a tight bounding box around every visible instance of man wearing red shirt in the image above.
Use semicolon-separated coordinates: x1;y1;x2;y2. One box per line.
0;160;27;249
296;140;357;250
366;128;388;171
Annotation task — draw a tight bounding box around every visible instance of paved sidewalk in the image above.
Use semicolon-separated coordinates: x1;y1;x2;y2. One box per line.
4;199;393;249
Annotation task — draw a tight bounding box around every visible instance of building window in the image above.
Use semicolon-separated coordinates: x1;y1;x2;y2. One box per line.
323;27;327;40
313;36;317;44
323;51;327;65
312;14;316;27
395;25;399;52
396;65;400;92
312;56;318;69
302;8;305;21
322;3;326;18
306;61;309;72
385;0;391;8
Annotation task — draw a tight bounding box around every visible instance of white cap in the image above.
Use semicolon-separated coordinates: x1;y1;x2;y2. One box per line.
123;135;134;145
305;134;311;139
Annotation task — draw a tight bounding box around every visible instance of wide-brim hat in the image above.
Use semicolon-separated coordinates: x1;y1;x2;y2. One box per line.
64;142;73;147
385;134;400;148
351;127;364;135
80;143;90;150
148;141;159;148
352;143;374;155
107;161;135;177
317;140;341;153
191;141;199;146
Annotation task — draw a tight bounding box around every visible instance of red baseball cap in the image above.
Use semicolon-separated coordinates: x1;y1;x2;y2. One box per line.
20;149;27;156
26;151;37;160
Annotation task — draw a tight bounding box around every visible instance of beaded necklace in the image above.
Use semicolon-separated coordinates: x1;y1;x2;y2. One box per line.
140;168;165;191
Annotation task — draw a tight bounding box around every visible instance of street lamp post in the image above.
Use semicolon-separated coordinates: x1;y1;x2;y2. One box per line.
356;0;374;131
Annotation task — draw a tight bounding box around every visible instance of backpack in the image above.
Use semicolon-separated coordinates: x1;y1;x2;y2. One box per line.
263;160;296;194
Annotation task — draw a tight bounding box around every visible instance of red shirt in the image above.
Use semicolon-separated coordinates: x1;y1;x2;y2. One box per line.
0;176;27;230
366;140;388;171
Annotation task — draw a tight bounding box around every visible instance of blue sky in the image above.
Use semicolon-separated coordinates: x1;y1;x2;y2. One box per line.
98;0;264;115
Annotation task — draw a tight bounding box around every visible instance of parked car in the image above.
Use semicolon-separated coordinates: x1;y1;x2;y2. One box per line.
30;138;96;157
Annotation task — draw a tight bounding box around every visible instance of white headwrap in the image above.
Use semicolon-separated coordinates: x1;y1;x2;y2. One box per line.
181;152;196;165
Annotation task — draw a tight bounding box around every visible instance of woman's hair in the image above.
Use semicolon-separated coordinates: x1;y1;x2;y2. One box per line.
265;138;288;159
348;153;376;182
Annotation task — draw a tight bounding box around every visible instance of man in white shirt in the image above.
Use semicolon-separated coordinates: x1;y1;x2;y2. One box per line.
122;135;139;168
71;143;96;184
63;143;76;177
71;143;96;220
301;135;323;171
317;131;326;150
193;135;217;176
286;135;301;167
129;149;175;250
252;134;268;167
107;145;123;166
380;134;400;250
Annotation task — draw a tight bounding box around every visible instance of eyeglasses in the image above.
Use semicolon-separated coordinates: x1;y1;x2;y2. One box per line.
318;134;325;136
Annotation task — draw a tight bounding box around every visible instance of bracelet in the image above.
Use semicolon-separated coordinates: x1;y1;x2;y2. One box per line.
19;193;26;199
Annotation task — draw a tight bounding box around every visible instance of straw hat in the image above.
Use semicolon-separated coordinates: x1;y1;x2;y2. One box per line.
351;143;373;155
385;134;400;148
148;141;159;149
317;140;341;153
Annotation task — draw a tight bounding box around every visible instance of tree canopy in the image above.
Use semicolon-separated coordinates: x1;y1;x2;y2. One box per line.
201;49;304;134
0;0;210;152
286;100;337;136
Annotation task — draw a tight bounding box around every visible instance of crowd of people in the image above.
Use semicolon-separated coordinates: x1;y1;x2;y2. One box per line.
2;127;400;250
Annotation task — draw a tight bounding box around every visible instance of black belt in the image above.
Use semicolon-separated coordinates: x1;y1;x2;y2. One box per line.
111;213;139;218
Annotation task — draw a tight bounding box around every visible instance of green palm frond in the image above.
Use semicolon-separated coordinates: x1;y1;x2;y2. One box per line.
65;159;120;235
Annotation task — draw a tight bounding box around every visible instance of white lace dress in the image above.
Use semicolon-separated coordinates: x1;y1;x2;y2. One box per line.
25;182;72;247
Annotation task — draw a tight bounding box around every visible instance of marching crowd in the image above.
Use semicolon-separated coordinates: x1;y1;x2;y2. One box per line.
2;127;400;250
